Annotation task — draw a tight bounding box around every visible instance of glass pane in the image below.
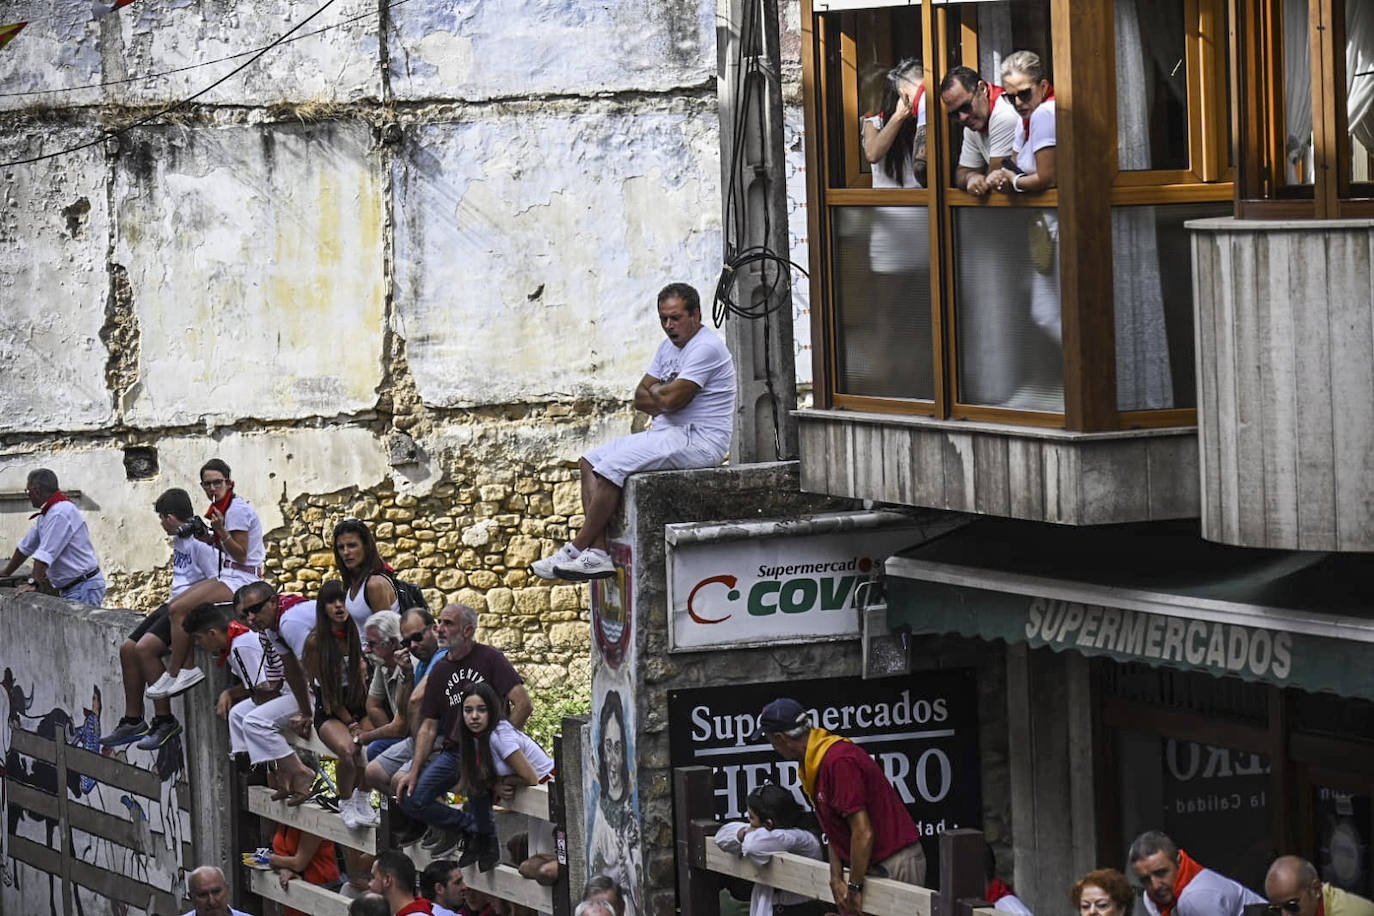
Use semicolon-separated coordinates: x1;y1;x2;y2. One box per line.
1283;0;1315;185
1316;787;1373;897
831;206;934;399
826;8;927;189
940;1;1052;189
1348;3;1374;184
1116;0;1189;171
1114;730;1274;892
1111;201;1228;412
952;207;1063;412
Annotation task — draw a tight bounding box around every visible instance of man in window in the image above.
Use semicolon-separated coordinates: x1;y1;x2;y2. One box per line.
530;282;736;581
940;65;1019;196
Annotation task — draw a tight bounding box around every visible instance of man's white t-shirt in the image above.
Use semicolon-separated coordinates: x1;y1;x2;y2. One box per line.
221;496;266;569
958;92;1019;170
489;719;554;780
647;324;736;451
263;601;315;660
170;535;219;599
1014;99;1056;175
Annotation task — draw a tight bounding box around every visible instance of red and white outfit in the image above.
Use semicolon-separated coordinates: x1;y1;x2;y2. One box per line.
241;596;315;765
957;87;1019;171
1139;849;1264;916
224;620;279;757
208;491;265;592
18;492;104;604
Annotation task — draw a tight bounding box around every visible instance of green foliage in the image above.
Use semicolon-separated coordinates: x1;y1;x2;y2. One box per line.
525;678;592;752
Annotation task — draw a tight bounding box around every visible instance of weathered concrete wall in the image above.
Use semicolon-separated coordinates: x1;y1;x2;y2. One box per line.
0;0;728;671
0;592;194;916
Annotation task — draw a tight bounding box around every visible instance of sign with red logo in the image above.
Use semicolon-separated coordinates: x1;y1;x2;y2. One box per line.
665;512;930;652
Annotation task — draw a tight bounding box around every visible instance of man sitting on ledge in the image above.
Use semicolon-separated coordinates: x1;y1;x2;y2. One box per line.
532;282;737;581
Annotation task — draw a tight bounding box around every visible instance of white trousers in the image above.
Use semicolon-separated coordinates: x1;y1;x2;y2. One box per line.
228;698;257;755
241;692;308;765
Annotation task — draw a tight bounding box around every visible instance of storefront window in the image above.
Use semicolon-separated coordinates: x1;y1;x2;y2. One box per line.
1316;787;1372;897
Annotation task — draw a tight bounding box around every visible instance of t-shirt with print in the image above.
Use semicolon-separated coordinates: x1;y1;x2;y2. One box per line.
169;535;219;599
420;643;523;746
812;740;920;864
646;324;736;452
957;92;1019;170
220;496;266;569
489;719;554;780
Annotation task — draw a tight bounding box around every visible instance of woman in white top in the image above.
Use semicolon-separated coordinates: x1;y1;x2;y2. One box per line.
332;519;399;638
988;50;1061;341
713;783;824;916
862;58;927;190
456;681;556;874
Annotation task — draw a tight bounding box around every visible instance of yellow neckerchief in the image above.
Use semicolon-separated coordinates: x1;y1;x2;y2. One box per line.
799;728;849;805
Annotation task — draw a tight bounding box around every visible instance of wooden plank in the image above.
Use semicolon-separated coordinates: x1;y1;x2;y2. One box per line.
1230;228;1267;547
7;836;177;915
460;863;556;913
910;426;947;510
882;425;914;506
939;430;973;512
1325;231;1374;550
7;782;139;850
971;433;1009;516
1255;230;1300;544
799;0;831;408
285;728;336;760
1289;231;1337;549
855;423;887;503
494;783;550;821
10;730;163;801
1006;437;1045;521
245;785;376;855
703;842;934;916
1194;230;1223;538
797;419;829;493
251;868;350;916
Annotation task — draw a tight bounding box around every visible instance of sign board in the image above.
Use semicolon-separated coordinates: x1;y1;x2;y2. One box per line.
665;512;930;652
667;671;982;856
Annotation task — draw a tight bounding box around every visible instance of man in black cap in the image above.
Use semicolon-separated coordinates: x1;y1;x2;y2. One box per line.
751;697;925;916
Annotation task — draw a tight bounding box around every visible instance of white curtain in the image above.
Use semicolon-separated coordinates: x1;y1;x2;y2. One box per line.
1347;2;1374;151
1112;0;1174;410
978;3;1013;85
1284;0;1314;183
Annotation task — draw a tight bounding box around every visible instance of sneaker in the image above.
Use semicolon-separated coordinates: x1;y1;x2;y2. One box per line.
531;542;580;580
554;548;615;581
420;826;447;850
135;717;182;751
144;673;176;700
392;821;427;847
162;666;205;698
351;791;380;826
432;828;468;860
456;832;480;869
99;718;149;748
340;802;364;831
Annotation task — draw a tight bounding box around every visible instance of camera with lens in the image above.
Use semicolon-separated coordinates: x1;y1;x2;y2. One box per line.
176;515;210;539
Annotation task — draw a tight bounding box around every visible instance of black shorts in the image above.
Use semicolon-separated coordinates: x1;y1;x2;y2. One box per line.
127;604;172;646
313;696;368;733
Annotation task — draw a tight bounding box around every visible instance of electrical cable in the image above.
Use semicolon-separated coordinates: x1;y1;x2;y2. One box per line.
0;0;340;167
0;0;411;99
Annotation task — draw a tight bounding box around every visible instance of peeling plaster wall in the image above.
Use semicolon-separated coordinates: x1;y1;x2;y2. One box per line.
0;0;729;646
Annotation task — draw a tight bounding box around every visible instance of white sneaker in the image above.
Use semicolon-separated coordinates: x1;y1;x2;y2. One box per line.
554;548;616;581
144;672;176;699
352;791;379;826
340;802;363;831
163;666;205;698
531;542;580;580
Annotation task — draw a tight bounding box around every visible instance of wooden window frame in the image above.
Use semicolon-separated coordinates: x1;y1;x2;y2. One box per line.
802;0;1231;431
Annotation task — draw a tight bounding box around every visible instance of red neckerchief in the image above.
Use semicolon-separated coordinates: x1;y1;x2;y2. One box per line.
30;490;71;519
219;620;252;667
982;85;1005;135
1021;84;1054;133
1317;896;1326;916
1161;849;1205;916
985;879;1015;903
206;490;234;547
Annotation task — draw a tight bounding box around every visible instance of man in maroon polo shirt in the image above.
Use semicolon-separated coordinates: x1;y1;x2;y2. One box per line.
751;697;925;916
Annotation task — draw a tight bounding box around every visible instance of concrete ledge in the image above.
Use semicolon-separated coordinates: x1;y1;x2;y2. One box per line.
796;410;1199;525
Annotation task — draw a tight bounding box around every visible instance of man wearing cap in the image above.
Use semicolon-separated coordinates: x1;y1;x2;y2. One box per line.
752;698;925;916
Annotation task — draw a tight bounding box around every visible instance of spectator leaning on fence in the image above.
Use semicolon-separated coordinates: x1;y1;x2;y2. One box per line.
714;783;826;916
750;697;926;916
1129;829;1264;916
1;467;106;606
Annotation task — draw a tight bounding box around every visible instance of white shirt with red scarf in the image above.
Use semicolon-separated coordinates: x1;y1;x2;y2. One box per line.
18;497;99;589
958;88;1020;171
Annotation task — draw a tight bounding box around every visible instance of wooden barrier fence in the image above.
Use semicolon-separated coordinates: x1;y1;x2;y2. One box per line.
235;724;572;916
674;766;994;916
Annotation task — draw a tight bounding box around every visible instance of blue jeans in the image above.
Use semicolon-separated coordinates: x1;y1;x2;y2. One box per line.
62;573;106;607
366;737;402;761
397;749;483;833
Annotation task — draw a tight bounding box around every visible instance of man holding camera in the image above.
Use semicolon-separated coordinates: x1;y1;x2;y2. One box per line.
100;488;221;750
1;468;105;605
